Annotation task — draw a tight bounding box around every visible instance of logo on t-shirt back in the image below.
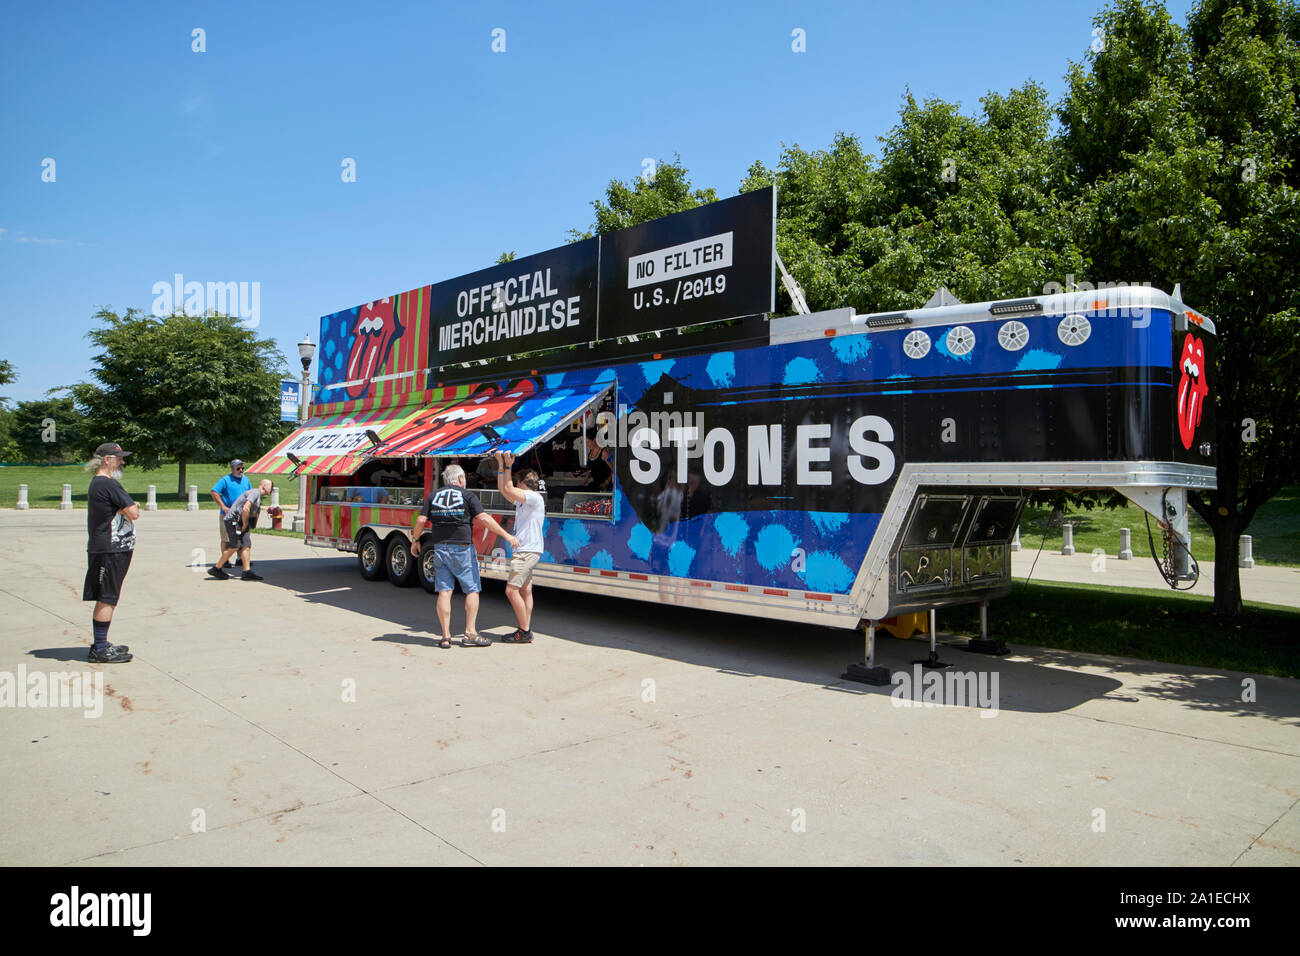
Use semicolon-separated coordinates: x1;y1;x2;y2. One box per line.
430;488;465;516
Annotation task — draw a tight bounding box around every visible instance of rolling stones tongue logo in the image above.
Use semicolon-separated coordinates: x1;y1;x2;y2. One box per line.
345;298;402;399
375;379;540;457
1177;334;1209;450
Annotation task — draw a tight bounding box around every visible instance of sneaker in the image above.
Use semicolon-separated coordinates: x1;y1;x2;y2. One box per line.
208;565;230;580
241;571;264;581
88;644;132;663
501;628;533;644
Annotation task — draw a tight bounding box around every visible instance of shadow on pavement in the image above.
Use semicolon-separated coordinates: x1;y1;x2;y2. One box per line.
372;632;444;651
27;647;92;663
214;556;1300;719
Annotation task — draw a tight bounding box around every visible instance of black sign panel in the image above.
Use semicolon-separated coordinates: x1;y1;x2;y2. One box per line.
597;187;775;339
614;365;1145;527
429;237;599;365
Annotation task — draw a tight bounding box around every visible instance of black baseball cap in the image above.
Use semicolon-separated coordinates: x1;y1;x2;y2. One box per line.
94;442;132;458
230;459;245;469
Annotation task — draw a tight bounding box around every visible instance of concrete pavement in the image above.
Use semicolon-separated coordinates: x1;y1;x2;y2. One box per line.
1;508;1296;866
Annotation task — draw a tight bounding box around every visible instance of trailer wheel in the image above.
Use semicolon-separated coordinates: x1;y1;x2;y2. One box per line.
357;531;387;581
418;542;439;594
386;534;418;588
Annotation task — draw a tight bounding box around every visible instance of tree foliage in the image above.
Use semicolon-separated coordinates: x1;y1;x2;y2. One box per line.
1059;0;1300;613
743;84;1087;317
0;360;16;461
569;155;718;240
66;310;288;494
9;396;85;463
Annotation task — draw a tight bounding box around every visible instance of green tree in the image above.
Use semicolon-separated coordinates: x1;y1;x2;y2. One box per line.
570;155;718;240
67;310;288;495
10;395;84;462
0;360;17;461
1059;0;1300;614
743;84;1085;316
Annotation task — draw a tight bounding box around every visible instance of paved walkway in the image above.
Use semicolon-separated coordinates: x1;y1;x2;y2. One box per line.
1011;547;1300;607
1;509;1295;866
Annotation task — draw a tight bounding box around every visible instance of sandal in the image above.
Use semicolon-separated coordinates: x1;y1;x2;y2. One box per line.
460;632;492;647
438;637;452;649
501;628;533;644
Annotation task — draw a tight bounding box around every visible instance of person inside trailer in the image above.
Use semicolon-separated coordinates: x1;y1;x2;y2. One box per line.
579;430;613;493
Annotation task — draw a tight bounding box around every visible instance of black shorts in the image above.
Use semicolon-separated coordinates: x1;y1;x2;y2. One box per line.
224;521;252;549
83;551;133;606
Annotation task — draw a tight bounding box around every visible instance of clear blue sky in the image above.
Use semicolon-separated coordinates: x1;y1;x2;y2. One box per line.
0;0;1196;403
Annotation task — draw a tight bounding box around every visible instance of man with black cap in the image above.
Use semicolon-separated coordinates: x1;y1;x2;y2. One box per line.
210;459;250;569
84;442;140;663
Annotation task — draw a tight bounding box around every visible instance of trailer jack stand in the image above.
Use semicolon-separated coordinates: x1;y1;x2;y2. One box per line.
843;621;892;686
911;609;949;669
965;601;1009;656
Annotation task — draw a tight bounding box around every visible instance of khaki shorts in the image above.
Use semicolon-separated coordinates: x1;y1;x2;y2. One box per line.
507;551;541;588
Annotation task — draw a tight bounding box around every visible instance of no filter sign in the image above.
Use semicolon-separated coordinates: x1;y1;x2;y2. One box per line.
627;232;734;289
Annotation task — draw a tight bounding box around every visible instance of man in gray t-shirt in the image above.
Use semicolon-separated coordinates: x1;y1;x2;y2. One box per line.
210;479;272;581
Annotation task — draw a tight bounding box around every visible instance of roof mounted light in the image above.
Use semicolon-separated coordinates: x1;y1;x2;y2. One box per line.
989;298;1042;316
866;312;911;329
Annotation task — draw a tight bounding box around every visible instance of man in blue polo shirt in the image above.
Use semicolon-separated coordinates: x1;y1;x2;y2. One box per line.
210;460;250;571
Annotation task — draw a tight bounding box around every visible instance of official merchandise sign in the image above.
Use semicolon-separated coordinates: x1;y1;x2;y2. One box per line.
428;238;599;365
280;381;302;422
597;186;775;339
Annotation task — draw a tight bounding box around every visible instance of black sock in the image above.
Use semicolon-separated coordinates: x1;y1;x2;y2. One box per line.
92;620;110;650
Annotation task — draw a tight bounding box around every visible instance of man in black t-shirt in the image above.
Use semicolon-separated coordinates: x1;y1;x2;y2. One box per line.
410;463;518;649
84;442;140;663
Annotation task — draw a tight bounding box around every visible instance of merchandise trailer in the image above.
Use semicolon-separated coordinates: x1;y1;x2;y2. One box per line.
249;191;1216;677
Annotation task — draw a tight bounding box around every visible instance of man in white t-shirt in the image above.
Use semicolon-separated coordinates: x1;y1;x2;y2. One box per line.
495;451;545;643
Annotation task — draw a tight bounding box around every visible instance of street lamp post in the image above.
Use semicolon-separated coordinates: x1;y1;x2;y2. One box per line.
292;335;316;533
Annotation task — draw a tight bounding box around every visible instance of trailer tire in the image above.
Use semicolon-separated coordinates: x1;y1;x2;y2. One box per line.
386;534;418;588
357;531;387;581
418;541;439;593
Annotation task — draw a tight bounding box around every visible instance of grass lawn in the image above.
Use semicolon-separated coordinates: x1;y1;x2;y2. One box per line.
251;527;304;538
1020;484;1300;567
942;579;1300;678
0;463;298;510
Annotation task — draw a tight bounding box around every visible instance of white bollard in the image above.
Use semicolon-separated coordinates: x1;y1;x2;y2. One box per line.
187;484;199;511
270;486;280;508
16;484;29;510
60;483;73;510
146;485;158;511
1061;522;1076;556
1118;527;1133;560
1010;526;1021;552
1239;534;1255;569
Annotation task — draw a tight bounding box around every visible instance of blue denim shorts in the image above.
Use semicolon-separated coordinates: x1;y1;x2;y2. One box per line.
433;543;481;594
